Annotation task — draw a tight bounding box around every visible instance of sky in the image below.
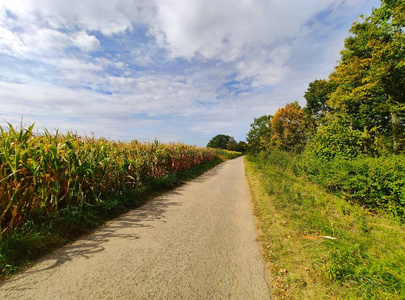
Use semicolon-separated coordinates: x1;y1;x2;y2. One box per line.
0;0;380;146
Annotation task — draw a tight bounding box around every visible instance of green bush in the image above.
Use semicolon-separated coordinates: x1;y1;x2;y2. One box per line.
301;155;405;218
260;150;405;220
305;118;374;160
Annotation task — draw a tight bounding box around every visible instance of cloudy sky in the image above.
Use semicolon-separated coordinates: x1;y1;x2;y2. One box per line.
0;0;380;146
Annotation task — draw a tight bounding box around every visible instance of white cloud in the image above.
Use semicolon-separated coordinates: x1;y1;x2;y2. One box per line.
0;26;70;58
1;0;155;35
71;31;100;52
0;0;381;145
152;0;336;60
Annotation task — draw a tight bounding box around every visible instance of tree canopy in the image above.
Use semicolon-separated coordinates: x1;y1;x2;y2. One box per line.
304;79;336;121
326;0;405;153
246;115;272;152
247;0;405;158
246;104;307;153
207;134;235;149
271;102;307;153
300;0;405;157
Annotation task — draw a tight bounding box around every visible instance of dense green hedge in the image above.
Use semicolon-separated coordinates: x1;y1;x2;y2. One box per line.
260;150;405;220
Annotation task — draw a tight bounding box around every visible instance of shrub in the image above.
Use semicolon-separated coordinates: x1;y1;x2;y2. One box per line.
260;150;405;220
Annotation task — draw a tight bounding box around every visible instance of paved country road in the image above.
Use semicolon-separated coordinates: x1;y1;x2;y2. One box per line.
0;157;270;299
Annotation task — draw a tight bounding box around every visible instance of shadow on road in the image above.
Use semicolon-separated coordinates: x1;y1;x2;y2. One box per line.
186;162;225;183
0;160;226;291
1;193;184;290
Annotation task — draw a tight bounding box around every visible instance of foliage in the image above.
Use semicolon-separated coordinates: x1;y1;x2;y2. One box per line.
246;153;405;299
0;124;217;238
206;134;235;149
245;2;405;296
305;116;375;160
246;115;272;152
246;103;307;153
235;141;247;153
271;102;307;153
207;134;246;153
303;79;336;120
260;149;405;220
327;0;405;154
301;154;405;219
226;139;238;151
227;140;247;153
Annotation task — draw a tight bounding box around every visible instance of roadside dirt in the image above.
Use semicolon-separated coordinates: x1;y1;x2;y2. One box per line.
0;156;270;299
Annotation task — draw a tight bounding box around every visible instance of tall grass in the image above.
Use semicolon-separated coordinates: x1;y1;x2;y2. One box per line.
258;150;405;221
0;124;216;238
245;154;405;299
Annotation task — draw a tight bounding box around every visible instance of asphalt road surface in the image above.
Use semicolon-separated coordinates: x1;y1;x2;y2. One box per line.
0;156;270;299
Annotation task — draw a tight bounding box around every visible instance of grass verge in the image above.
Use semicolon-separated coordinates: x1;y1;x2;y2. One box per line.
0;156;227;280
245;154;405;299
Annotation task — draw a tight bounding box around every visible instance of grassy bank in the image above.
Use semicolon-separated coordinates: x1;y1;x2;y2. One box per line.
245;154;405;299
262;150;405;221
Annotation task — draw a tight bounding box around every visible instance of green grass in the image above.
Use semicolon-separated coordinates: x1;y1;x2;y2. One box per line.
245;154;405;299
0;157;225;279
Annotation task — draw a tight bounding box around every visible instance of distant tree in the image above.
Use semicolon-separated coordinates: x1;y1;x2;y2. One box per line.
271;102;307;152
227;140;238;151
235;141;247;153
246;115;272;152
207;134;235;149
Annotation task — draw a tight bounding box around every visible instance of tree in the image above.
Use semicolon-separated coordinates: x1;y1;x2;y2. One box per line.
246;115;272;152
271;102;307;152
326;0;405;153
227;140;238;151
235;141;247;153
304;79;336;120
207;134;235;149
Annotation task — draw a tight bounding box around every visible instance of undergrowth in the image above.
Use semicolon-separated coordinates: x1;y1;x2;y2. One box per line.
245;154;405;299
262;150;405;221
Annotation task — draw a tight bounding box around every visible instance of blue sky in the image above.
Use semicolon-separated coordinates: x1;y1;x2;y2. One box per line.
0;0;380;146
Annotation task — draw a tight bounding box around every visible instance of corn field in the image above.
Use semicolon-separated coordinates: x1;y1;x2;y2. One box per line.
211;149;242;160
0;124;217;237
